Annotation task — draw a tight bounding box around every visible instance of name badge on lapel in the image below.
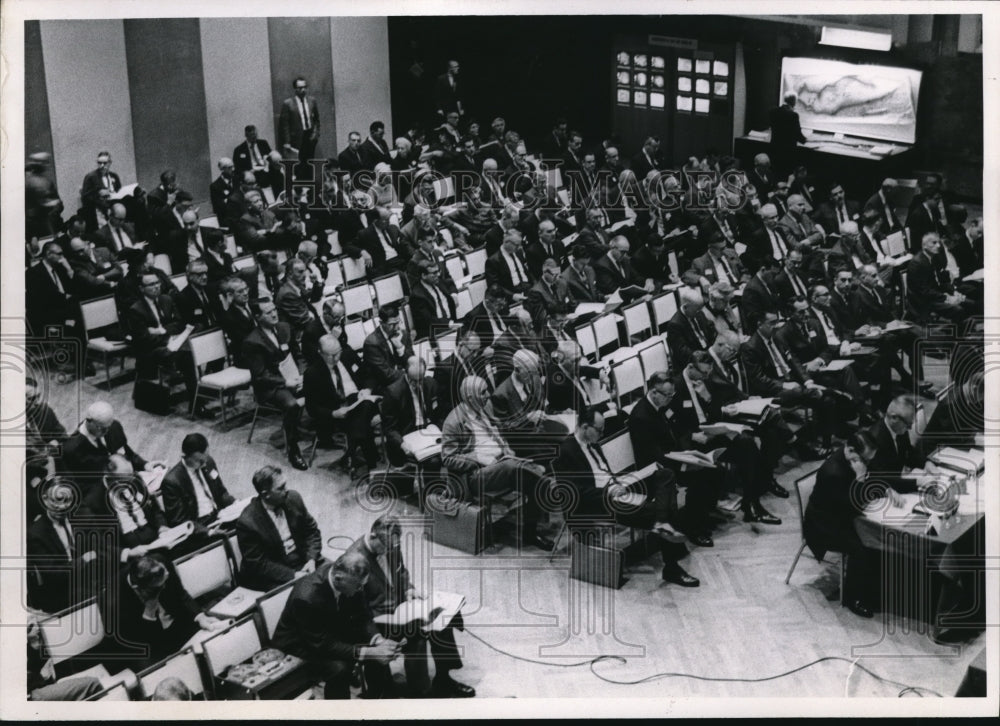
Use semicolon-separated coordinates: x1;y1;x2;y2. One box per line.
682;399;693;409
194;308;203;316
280;344;289;352
808;330;817;339
208;469;219;480
665;409;674;419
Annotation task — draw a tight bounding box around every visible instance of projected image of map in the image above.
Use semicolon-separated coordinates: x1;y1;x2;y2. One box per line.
780;57;922;144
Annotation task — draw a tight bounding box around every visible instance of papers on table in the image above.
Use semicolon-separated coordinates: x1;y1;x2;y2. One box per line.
402;425;443;462
278;354;302;389
819;359;854;372
963;268;984;282
930;447;985;478
208;586;264;619
373;590;465;632
608;219;634;232
167;324;195;353
614;463;659;488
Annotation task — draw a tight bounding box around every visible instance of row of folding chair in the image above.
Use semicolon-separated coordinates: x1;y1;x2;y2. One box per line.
572;289;679;365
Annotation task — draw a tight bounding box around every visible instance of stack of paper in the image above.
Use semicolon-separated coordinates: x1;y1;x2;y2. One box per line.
208;586;265;619
374;590;465;633
147;521;195;551
214;497;252;524
699;421;751;438
402;425;443;462
726;397;775;420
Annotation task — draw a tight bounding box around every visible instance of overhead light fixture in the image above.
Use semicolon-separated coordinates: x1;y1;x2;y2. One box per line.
819;26;892;51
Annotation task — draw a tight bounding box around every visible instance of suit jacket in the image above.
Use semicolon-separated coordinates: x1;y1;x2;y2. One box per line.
440;402;513;478
433;352;485;417
81;168;122;206
242;323;295;399
774;318;833;365
561;263;600;303
360;138;392;170
524;239;566;280
746;167;776;198
235;492;322;591
866;420;922;494
233;139;273;173
94;220;141;256
905;202;946;254
741;331;807;396
490;374;548;435
863;190;902;234
175;284;221;331
814;199;860;236
690;249;746;287
738;275;781;332
300;317;363;373
630;150;659;181
828;288;858;331
749;225;793;267
362;326;413;391
381;375;441;445
302;357;366;422
772;269;811;309
906;251;952;319
410;281;457;339
278;96;320;149
347;535;414;617
271;563;378;665
160;457;235;527
60;419;147;479
220;303;257;367
849;284;894;326
803;448;868;560
26;515;96;615
628;396;687;469
25;261;75;334
209;175;236;219
126;294;185;354
665;310;717;369
69;247;122;300
574;226;613;262
81;479;166;558
524;278;574;329
485;249;533;297
592;254;642;297
346;224;404;275
461;302;509;349
337;146;367;176
768;104;805;148
275;280;316;332
548;434;617;517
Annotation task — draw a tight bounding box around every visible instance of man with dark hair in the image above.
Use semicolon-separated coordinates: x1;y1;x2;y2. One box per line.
346;517;475;697
768;92;806;173
235;465;323;591
279;76;320;176
25;240;78;338
525;258;574;332
362;303;413;392
361;121;393;170
160;433;235;529
271;551;403;699
209;157;237;220
410;260;458;339
242;300;308;470
175;259;219;331
561;246;600;303
434;330;490;417
462;285;510;351
434;59;464;119
631;136;661;180
81;150;122;207
337;130;366;177
233;124;273;180
146;170;180;215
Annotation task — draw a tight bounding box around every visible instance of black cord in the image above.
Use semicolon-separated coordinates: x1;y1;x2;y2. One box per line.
463;628;945;697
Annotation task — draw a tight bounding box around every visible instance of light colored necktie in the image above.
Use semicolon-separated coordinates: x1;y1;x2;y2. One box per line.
299;97;310;130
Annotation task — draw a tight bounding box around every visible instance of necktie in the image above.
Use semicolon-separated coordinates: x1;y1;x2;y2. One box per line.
430;284;448;318
720;254;736;284
509;253;527;286
250;143;262;167
588;443;613;474
766;337;790;377
792;274;806;297
730;360;745;392
769;228;786;259
689;315;707;348
59;520;74;558
199;290;214;324
49;265;65;294
331;365;344;397
196;468;217;514
299;97;310;130
103;174;111;190
149;298;162;327
412;383;425;427
838;205;847;225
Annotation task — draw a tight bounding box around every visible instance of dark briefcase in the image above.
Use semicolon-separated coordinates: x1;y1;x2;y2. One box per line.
428;494;489;554
570;529;625;589
133;378;172;415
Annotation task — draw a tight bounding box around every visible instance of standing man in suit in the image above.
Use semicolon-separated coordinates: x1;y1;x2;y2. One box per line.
235;465;323;591
209;157;236;220
382;355;442;467
271;551;403;700
160;433;235;530
303;335;380;468
81;150;122;208
346;516;474;697
363;303;413;393
279;76;320;178
434;60;464;120
242;301;308;470
768;93;806;173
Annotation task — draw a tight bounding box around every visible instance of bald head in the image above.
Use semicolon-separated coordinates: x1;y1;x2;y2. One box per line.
512;349;541;377
839;220;859;237
753;153;771;167
319;334;341;357
86;401;114;427
482;158;498;173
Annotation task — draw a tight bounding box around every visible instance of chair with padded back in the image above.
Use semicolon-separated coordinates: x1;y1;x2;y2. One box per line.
373;272;406;309
622;300;653;344
200;616;264;696
574;323;598;363
137;648;206;700
37;597;108;679
153;254;173;276
464;249;487;278
636;337;670;379
784;467;842;603
189;328;251;426
609;354;645;414
170;273;189;292
254;580;298;643
226;532;243;573
172;539;235;609
340;282;375;319
592;314;622;359
650;290;679;335
232;254;256;271
444;253;466;283
81;294;133;389
341;255;367;284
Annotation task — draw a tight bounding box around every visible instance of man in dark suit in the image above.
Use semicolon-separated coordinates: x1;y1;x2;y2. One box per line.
829;269;859;332
525;259;575;332
279;77;321;176
745;153;776;199
771;247;812;312
218;277;257;366
665;287;717;370
742;310;838;450
25;240;80;341
768;93;806;173
862;179;903;235
337;131;366;178
433;59;463;118
803;430;883;619
233;124;273;182
271;552;401;700
360;121;393;170
461;287;510;352
274;257;317;341
209;157;237;220
174;259;221;331
381;355;442;467
592;236;648;299
363;303;413;393
749;203;792;268
485;230;533;301
906;232;974;324
523;218;566;279
491;309;545;386
813;182;860;237
739;262;782;333
242;301;308;470
303;334;380;468
689;235;748;291
345;207;404;277
27;477;99;615
866;396;925;493
94;202;144;257
81;150;122;208
410;261;458;339
66;236;122;300
345;516;474;697
573;207;614;262
160;433;235;530
235;465;323;591
125;270;190;389
60;400;160;482
489;349;568;462
630;136;661;181
434;330;494;417
106;555;226;671
561;248;601;303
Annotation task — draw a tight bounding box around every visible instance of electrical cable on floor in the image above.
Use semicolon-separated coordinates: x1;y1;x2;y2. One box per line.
463;628;945;698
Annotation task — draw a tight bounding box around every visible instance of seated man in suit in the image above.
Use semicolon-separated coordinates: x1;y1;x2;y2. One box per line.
67;235;122;301
485;229;533;302
304;335;380;469
441;376;555;550
275;257;318;343
631;234;679;292
524;258;574;333
382;355;442;467
592;235;651;300
771;247;812;312
271;551;403;700
25;241;82;362
108;554;227;671
690;234;749;294
742;310;839;452
749;203;792;268
561;245;601;303
434;330;496;417
906;232;976;324
866;396;927;493
573;207;614;262
803;430;884;619
242;301;308;470
346;206;405;277
921;367;983;452
81;150;122;207
160;433;235;531
60;401;162;482
235;465;323;591
812;182;859;237
666;287;717;370
778;194;824;253
523;218;567;279
235;191;282;252
363;303;414;393
126;268;189;372
301;298;363;375
551;408;699;588
171;209;224;272
738;259;782;333
491;308;545;385
175;259;221;331
346;516;475;698
410;260;458;340
461;285;510;352
489;349;569;462
95;202;145;258
27;477;100;615
209;157;236;220
218;276;257;366
701;280;745;339
233;124;272;185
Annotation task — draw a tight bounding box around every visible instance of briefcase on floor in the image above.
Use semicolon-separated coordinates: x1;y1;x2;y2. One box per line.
427;494;489;554
570;531;625;589
133;378;172;415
